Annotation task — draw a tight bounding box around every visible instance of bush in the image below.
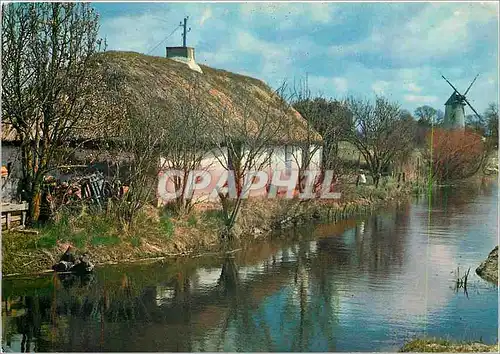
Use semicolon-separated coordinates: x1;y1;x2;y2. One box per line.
426;128;486;183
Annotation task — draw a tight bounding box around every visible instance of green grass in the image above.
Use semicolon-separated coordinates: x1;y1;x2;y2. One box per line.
36;234;58;248
187;214;198;227
159;213;175;239
33;214;71;249
30;212;119;249
87;218;112;238
202;209;225;222
39;214;71;238
401;338;498;352
91;235;121;246
130;235;142;247
70;232;88;248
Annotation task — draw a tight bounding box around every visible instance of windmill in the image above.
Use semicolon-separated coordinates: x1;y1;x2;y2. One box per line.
441;74;482;129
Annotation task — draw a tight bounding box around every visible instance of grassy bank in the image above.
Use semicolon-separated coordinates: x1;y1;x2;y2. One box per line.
401;338;498;352
2;181;413;276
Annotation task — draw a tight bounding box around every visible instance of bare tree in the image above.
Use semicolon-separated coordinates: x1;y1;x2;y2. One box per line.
425;128;487;183
107;85;212;227
345;96;415;187
108;101;170;229
414;105;438;126
292;93;353;181
159;83;212;214
283;81;319;192
288;80;351;191
2;3;108;222
209;84;291;239
485;103;498;149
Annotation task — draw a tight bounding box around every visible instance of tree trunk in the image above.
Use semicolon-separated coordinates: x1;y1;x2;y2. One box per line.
30;183;42;223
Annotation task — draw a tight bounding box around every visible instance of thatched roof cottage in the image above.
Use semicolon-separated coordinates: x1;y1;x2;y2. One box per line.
1;48;323;203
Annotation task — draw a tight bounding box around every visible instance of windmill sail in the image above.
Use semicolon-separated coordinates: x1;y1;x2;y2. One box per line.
442;75;481;129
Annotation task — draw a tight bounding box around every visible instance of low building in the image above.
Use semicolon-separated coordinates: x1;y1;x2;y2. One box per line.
96;48;323;204
1;47;323;205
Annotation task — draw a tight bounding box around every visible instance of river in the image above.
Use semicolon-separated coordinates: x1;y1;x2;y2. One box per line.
2;179;498;352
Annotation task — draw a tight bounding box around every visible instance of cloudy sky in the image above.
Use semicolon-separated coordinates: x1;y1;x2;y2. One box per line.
93;2;498;114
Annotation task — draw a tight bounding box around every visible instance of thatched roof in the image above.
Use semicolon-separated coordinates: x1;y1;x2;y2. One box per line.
96;51;321;144
2;51;322;145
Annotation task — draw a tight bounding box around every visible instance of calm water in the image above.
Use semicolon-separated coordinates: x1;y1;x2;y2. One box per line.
2;180;498;352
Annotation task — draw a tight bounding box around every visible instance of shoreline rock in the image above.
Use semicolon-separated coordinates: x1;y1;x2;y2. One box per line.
476;246;498;284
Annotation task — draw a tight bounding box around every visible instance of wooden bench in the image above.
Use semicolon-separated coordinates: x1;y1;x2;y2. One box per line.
1;202;28;230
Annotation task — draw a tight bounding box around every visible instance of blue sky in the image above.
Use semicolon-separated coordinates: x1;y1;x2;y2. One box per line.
93;2;498;114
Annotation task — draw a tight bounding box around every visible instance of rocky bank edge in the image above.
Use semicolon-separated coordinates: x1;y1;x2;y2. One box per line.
476;246;498;284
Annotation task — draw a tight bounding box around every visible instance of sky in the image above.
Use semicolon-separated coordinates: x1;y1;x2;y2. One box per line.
93;1;499;114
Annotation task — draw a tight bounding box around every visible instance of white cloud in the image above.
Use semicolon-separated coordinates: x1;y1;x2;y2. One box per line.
406;83;422;93
330;3;498;65
232;31;293;84
395;8;470;59
97;3;498;113
239;2;337;28
404;94;439;104
199;7;212;27
234;31;286;62
372;80;390;95
100;13;166;53
198;50;236;68
304;76;329;97
308;3;335;23
333;77;348;94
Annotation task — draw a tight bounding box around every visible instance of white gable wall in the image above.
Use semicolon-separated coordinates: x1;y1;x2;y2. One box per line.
157;143;323;204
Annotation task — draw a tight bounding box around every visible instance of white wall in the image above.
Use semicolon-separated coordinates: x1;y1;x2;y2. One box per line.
1;144;22;202
157;143;323;204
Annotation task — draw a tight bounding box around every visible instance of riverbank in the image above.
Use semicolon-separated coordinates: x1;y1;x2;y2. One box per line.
401;338;498;352
3;178;498;352
2;181;413;276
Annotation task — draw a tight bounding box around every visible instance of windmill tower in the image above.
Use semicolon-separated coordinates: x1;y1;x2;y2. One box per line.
442;74;481;129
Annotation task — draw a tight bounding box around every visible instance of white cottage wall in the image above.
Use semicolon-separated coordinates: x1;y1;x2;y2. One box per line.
157;144;323;205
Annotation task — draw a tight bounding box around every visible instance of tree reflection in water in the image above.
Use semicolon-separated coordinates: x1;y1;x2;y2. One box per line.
1;219;409;352
3;181;496;352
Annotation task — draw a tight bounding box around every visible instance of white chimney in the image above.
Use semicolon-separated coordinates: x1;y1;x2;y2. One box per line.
166;47;203;74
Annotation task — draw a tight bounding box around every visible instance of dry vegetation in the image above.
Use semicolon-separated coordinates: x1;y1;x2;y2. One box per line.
2;180;412;276
427;128;488;183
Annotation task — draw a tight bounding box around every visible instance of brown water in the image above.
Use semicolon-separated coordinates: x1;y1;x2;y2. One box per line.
2;180;498;352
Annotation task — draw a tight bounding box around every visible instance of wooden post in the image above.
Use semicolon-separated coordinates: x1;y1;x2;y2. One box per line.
6;212;11;230
21;210;27;227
